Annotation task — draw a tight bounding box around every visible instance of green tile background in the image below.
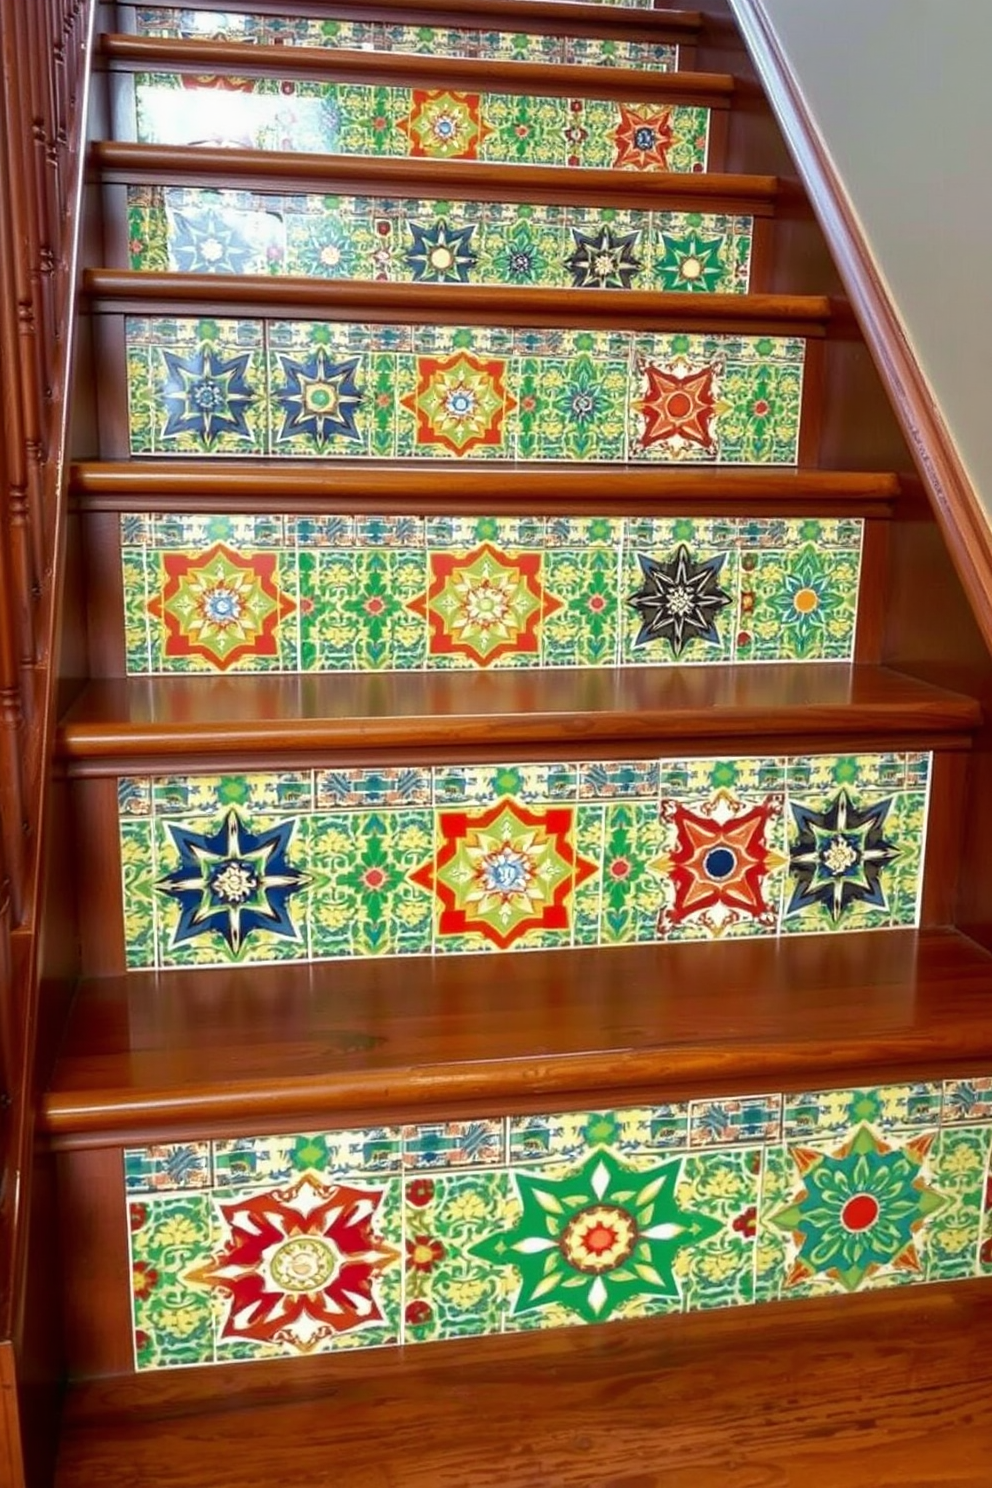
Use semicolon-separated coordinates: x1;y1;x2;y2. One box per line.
126;1075;992;1370
127;187;753;293
131;73;709;173
119;750;930;970
132;8;676;68
123;319;806;463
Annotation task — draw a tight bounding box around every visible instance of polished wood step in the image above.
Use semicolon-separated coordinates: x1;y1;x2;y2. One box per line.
95;142;778;213
52;1280;992;1487
102;35;731;106
42;929;992;1141
57;666;980;770
71;463;900;516
85;271;830;334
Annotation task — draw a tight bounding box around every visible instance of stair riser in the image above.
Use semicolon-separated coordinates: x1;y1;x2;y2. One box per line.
120;185;759;294
122;8;682;70
113;72;719;172
91;511;870;676
95;316;817;464
58;1072;992;1379
65;748;949;977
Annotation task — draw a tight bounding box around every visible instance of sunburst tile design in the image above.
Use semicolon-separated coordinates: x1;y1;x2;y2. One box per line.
133;8;673;64
119;752;929;969
122;515;861;675
130;73;709;173
125;321;805;464
126;1076;992;1369
127;187;755;295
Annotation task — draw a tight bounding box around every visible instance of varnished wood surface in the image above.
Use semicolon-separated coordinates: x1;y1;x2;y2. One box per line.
102;35;733;104
55;1280;992;1487
84;271;831;334
42;929;992;1140
93;142;779;212
57;665;981;767
70;461;900;513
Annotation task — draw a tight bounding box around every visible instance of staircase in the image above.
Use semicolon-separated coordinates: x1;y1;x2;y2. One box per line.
5;0;992;1483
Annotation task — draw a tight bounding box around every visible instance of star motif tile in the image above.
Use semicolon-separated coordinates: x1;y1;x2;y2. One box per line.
157;807;308;957
655;230;728;292
410;798;598;949
633;360;720;456
612;102;676;170
787;788;899;924
406;543;562;666
402;352;516;455
161;346;256;449
565;224;644;289
398;89;493;159
656;798;786;935
470;1147;722;1322
628;542;731;656
405;218;478;283
271;346;365;450
147;542;296;671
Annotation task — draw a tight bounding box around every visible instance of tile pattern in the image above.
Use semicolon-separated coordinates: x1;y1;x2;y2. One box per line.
126;1074;992;1369
120;514;863;675
123;319;806;464
132;8;678;69
130;74;710;174
126;186;754;294
118;752;930;969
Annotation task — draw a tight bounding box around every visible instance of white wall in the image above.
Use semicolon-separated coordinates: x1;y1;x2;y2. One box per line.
756;0;992;513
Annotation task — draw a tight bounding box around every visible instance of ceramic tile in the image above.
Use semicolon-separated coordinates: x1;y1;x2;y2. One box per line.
783;1082;943;1140
122;513;858;675
119;751;930;969
133;8;673;66
130;74;709;174
943;1076;992;1125
689;1095;782;1148
127;188;753;295
124;321;806;464
128;1079;992;1370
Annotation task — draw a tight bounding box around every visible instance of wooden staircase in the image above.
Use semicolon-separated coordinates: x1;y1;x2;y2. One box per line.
5;0;992;1483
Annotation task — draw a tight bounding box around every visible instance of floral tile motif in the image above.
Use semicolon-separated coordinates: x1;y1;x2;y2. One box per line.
133;9;674;67
126;187;754;295
126;1082;992;1370
122;514;862;676
119;752;930;970
123;322;807;464
130;73;710;173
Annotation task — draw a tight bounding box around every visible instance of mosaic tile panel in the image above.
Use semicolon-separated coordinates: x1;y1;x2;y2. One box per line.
131;8;678;69
119;514;862;675
127;187;754;294
125;1074;992;1369
118;752;930;969
130;74;710;174
123;320;806;464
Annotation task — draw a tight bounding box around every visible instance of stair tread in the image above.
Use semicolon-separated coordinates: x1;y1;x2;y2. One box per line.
96;142;779;209
43;929;992;1136
52;1281;992;1487
57;666;981;762
103;35;731;103
86;272;830;330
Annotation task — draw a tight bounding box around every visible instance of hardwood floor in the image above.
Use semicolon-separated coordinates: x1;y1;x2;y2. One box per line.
56;1280;992;1487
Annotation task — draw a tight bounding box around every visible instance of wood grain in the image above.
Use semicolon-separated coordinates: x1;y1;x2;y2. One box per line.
54;1280;992;1488
101;34;733;105
56;666;981;767
42;928;992;1142
94;143;778;213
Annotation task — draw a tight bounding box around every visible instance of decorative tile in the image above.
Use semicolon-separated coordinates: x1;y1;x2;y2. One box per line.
125;1079;992;1371
783;1083;943;1140
133;9;674;66
127;187;754;295
943;1076;992;1126
131;74;709;173
125;1142;212;1192
119;751;930;970
123;514;857;677
124;321;806;464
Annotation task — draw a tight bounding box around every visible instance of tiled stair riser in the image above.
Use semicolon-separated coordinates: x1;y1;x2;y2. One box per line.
129;75;710;173
119;752;930;970
126;1075;992;1370
122;320;806;463
131;8;679;69
121;514;863;674
127;187;754;294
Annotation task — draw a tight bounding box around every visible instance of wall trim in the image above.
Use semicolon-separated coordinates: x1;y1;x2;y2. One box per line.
730;0;992;657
